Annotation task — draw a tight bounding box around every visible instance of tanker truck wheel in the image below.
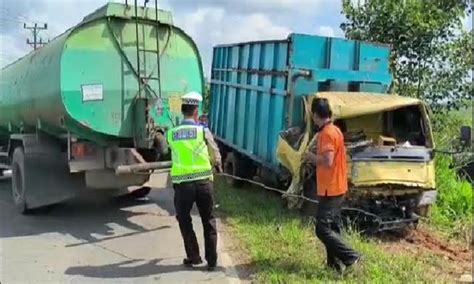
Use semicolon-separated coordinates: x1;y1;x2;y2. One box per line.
11;147;30;214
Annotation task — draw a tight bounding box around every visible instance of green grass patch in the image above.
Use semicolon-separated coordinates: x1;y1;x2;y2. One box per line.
432;156;472;218
215;180;449;283
430;154;473;240
430;109;473;240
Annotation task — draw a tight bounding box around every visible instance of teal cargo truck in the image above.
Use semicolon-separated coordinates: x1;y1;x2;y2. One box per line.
0;3;204;213
209;34;441;232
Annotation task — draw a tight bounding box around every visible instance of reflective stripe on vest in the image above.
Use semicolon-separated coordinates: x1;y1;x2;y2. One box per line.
167;124;213;184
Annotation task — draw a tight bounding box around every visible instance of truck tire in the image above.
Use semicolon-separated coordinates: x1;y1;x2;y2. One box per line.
223;152;255;188
415;205;431;217
11;147;30;214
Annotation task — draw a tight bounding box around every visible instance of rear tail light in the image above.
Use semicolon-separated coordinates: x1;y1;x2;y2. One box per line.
71;143;96;158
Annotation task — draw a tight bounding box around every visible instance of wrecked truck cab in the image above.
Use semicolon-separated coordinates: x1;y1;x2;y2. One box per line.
277;92;437;231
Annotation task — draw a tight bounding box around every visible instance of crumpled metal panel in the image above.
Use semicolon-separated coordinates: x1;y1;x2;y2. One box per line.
314;91;423;119
350;160;436;189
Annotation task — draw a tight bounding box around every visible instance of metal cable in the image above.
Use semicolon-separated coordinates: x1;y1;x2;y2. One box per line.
216;172;381;218
132;169;419;223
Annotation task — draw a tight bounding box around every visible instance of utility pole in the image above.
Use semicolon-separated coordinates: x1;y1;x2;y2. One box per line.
24;23;48;50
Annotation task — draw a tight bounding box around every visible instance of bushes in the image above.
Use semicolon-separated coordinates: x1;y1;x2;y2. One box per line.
431;155;472;233
430;109;472;238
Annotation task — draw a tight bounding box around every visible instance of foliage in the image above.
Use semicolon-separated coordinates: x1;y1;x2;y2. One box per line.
203;81;210;114
341;0;472;113
431;154;472;240
430;109;472;240
432;107;473;172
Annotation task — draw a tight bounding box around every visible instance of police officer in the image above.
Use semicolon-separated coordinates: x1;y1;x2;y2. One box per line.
167;92;222;271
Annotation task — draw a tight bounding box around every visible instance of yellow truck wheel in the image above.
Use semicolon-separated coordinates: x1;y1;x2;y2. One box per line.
415;205;431;217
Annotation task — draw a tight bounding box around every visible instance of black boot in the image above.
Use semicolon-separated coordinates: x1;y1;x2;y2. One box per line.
343;254;361;269
183;257;203;267
207;262;217;271
328;261;343;273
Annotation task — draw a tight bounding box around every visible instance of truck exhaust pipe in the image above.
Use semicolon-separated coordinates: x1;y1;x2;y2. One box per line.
115;161;172;174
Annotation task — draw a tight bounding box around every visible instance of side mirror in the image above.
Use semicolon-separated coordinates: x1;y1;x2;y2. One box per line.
460;126;472;147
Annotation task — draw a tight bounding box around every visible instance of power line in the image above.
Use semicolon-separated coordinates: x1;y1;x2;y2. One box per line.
0;7;32;22
0;17;23;25
0;53;19;60
0;8;49;32
0;14;25;22
0;12;29;25
24;22;48;50
43;31;53;39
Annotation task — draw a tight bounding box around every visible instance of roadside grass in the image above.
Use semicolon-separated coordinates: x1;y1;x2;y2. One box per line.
430;108;473;240
214;108;471;282
215;180;450;283
430;154;472;241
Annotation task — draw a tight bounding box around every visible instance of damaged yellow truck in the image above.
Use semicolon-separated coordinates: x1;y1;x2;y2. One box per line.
277;92;436;232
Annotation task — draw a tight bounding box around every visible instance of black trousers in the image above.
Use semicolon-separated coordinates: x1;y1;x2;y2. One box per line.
315;195;359;267
173;180;217;265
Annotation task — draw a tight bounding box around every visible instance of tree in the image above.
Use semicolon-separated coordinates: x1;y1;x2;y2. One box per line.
341;0;472;113
203;81;210;114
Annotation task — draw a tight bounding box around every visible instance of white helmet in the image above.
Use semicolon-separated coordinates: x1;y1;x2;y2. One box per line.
182;91;203;106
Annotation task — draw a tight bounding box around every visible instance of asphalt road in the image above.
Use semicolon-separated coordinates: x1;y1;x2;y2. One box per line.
0;176;240;283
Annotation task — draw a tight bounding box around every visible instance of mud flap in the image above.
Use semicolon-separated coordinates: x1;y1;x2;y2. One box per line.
24;151;86;209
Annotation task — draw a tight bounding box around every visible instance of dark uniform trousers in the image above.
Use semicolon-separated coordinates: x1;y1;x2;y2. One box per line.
315;195;359;267
173;179;217;265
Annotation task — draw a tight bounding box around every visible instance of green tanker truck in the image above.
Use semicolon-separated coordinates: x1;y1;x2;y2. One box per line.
0;2;204;213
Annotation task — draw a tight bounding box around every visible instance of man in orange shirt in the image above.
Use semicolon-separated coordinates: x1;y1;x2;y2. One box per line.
305;98;360;272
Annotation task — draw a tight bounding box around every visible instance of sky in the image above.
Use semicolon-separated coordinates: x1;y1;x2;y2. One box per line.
0;0;346;73
0;0;471;75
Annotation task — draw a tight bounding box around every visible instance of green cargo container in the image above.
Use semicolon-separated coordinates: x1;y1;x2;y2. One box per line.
0;2;203;143
0;3;204;212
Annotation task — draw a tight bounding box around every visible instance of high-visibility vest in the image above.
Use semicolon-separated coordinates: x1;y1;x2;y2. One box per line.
167;124;213;184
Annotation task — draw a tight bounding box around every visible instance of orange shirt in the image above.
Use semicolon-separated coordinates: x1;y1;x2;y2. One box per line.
316;123;348;196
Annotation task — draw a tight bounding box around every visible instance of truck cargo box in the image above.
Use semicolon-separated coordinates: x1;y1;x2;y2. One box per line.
209;34;392;170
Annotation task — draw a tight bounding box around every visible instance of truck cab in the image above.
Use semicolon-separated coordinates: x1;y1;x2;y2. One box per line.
279;92;437;231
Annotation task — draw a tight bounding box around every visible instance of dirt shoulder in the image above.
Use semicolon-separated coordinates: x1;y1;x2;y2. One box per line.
218;218;256;283
378;225;472;281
